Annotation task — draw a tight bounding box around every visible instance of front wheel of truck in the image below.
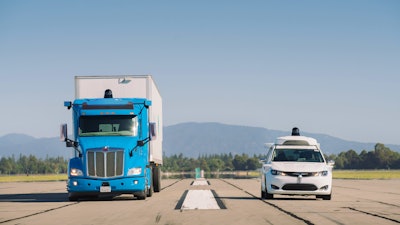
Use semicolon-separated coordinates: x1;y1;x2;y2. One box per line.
68;193;79;201
147;182;154;197
135;190;147;200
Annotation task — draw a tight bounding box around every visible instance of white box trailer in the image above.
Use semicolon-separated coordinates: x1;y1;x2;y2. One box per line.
74;75;163;164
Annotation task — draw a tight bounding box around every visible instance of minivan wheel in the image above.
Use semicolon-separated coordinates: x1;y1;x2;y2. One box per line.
317;194;331;200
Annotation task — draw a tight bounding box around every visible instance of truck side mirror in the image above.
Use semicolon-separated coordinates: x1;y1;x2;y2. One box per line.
60;124;68;142
149;122;157;140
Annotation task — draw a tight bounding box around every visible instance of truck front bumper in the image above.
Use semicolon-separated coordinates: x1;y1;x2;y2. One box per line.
67;176;146;196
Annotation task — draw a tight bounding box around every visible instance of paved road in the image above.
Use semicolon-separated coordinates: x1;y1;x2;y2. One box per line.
0;179;399;225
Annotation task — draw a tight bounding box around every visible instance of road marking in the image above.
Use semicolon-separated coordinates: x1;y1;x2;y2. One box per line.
181;190;220;210
175;189;226;210
191;180;209;186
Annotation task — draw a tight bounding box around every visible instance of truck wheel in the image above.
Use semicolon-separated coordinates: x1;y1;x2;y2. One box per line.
147;176;154;197
136;190;147;200
68;193;79;201
153;166;161;192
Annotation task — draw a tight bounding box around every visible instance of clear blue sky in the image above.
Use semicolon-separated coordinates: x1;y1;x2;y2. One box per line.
1;1;399;145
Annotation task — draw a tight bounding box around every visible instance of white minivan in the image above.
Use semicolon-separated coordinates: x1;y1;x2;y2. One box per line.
261;128;333;200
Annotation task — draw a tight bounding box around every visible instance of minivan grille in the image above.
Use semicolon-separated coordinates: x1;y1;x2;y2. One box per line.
282;184;318;191
87;148;124;178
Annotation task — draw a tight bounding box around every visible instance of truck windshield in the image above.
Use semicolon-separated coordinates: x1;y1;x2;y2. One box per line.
272;149;324;163
79;115;138;137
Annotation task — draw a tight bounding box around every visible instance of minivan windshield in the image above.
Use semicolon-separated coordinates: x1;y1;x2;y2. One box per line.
272;149;324;163
79;115;138;137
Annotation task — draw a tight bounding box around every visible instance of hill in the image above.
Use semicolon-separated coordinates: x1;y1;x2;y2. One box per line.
0;134;72;159
164;122;400;157
1;122;399;159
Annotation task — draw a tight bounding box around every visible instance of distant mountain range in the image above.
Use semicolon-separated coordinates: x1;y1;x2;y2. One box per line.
164;122;400;157
1;122;399;159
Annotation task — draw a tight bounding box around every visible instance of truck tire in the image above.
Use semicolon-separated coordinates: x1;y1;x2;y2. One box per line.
147;174;154;197
68;193;79;201
136;190;147;200
153;165;161;192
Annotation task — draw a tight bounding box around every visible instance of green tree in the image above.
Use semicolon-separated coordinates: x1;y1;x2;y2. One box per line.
246;156;261;170
344;150;361;169
232;154;248;170
374;143;394;169
208;158;225;171
0;157;14;175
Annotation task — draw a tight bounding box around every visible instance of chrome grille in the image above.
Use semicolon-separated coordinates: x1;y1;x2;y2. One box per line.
87;149;124;178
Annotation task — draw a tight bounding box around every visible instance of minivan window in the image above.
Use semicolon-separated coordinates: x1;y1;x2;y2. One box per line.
272;149;324;162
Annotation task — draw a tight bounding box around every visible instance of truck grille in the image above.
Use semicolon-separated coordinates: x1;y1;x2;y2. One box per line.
87;148;124;178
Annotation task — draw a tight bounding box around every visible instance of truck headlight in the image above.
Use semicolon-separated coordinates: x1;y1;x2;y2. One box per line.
70;168;83;176
128;167;142;175
271;169;286;176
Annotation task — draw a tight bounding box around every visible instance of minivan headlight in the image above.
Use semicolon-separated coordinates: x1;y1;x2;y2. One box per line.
271;169;286;176
316;170;328;176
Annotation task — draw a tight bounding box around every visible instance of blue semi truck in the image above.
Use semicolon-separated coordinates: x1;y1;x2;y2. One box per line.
61;75;163;201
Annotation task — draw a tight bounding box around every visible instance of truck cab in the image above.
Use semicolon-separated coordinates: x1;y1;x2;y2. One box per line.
61;75;162;201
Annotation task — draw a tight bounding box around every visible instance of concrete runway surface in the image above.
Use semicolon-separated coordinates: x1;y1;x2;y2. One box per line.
0;179;399;225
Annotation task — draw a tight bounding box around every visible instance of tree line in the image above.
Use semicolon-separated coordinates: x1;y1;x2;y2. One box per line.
164;143;400;171
326;143;400;169
1;143;399;175
162;153;261;172
0;155;68;175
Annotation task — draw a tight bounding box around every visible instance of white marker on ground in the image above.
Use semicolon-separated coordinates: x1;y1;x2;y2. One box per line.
192;180;209;186
181;190;220;210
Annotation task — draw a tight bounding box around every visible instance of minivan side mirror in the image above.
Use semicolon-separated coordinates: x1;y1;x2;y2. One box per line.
264;143;274;149
327;160;335;167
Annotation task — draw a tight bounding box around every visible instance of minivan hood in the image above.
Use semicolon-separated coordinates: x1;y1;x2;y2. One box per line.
271;162;327;172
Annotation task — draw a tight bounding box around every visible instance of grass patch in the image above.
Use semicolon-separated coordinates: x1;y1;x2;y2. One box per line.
2;170;400;182
0;174;67;182
333;170;400;180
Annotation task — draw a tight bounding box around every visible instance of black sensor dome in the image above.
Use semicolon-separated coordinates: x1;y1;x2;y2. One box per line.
104;89;113;98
